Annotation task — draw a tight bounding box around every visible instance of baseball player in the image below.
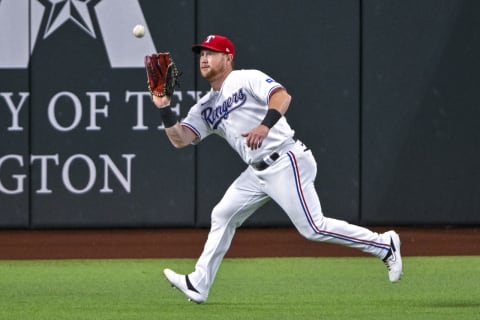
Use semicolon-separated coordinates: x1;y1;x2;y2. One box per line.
151;35;403;304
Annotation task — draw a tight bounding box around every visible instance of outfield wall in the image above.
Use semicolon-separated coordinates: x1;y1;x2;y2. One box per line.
1;0;479;228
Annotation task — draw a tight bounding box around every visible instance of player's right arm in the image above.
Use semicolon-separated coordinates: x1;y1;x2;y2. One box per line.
152;96;198;148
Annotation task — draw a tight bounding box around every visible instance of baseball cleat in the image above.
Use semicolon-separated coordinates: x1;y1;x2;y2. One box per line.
163;268;207;304
382;231;403;282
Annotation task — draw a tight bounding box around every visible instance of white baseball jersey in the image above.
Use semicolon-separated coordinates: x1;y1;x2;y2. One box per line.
181;69;295;164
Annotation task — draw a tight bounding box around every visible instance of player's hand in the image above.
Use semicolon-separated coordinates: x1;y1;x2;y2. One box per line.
152;95;171;109
242;125;269;150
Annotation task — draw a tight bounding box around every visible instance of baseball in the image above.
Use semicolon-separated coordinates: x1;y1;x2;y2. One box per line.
132;24;145;38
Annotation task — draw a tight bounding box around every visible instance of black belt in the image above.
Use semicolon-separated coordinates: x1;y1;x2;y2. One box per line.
251;152;280;171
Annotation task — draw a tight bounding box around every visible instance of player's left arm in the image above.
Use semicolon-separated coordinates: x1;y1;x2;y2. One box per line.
242;88;291;150
268;87;291;116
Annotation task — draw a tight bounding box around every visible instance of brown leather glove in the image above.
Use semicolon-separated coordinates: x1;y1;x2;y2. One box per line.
144;52;181;98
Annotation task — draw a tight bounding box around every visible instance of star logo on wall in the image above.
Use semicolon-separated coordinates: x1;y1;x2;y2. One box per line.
40;0;100;39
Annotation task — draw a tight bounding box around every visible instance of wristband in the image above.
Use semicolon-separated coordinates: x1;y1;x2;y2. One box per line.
261;109;282;129
159;106;178;128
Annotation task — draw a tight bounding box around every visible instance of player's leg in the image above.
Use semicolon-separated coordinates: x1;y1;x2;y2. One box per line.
263;142;402;281
181;168;269;299
265;142;392;259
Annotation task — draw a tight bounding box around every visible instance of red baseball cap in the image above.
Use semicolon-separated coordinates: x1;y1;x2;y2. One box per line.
192;34;235;57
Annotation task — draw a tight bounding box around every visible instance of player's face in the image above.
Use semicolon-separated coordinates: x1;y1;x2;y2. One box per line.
199;50;232;81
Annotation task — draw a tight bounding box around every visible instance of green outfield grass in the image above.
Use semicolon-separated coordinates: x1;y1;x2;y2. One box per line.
0;257;478;319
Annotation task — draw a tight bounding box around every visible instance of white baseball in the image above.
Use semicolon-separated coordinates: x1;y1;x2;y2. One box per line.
133;24;145;38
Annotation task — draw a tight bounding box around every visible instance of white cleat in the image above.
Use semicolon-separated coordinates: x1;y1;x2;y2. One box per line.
163;268;207;304
382;231;403;282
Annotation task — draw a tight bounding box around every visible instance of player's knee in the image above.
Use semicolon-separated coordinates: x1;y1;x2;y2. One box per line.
211;205;231;226
298;229;317;241
295;222;326;240
211;205;244;230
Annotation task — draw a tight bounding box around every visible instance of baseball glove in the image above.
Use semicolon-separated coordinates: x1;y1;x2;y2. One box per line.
144;52;181;98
